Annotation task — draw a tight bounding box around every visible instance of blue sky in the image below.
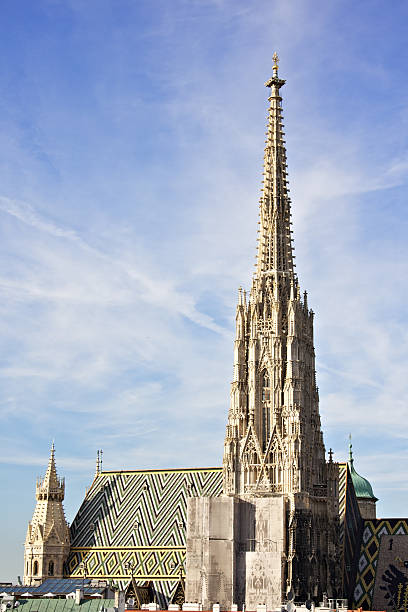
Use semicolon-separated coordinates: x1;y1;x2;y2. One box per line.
1;0;408;582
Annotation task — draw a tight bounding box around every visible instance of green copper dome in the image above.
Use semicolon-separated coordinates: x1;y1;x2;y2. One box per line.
348;441;378;501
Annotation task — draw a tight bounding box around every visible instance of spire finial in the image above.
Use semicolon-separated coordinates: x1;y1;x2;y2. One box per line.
328;448;333;463
265;53;285;91
95;450;100;476
348;433;353;466
272;52;279;76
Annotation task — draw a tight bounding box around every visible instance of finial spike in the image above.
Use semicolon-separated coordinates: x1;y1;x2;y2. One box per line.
272;52;279;76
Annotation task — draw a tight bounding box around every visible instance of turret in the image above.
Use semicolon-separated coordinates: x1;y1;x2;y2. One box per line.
348;437;378;519
23;444;70;586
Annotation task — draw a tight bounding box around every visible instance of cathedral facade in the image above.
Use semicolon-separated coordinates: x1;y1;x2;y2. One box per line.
24;58;401;610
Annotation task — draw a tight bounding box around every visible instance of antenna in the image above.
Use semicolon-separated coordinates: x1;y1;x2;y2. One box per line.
95;450;100;476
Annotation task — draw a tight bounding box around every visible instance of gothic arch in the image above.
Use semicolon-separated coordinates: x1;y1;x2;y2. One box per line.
261;369;271;450
240;426;263;489
262;370;271;401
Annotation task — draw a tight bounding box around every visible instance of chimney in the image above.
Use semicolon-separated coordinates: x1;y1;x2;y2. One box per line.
114;590;125;612
75;589;83;605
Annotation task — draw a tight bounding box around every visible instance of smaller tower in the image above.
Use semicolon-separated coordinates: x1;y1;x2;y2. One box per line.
348;438;378;519
23;444;70;586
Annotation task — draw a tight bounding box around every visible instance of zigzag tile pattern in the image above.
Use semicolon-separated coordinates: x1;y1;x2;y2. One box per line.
65;468;223;606
338;463;347;549
353;519;408;609
342;465;363;602
66;546;186;579
337;463;348;594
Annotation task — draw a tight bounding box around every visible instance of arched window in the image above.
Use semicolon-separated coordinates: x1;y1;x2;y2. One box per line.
33;560;38;575
48;561;54;576
262;371;270;450
262;371;270;401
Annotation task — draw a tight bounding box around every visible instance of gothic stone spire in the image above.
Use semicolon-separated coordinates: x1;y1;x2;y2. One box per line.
23;444;70;586
257;53;294;280
223;57;326;498
187;57;336;608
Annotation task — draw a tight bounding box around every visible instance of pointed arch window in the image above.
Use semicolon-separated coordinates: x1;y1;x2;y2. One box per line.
262;371;271;401
262;370;271;451
33;560;38;576
48;561;54;576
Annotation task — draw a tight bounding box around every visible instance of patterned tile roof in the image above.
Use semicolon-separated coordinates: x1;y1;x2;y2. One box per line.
65;467;223;607
353;519;408;609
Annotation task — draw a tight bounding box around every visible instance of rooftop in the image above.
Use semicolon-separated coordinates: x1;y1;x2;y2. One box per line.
348;441;378;501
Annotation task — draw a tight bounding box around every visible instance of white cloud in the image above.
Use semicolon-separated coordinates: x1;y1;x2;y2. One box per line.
1;0;408;582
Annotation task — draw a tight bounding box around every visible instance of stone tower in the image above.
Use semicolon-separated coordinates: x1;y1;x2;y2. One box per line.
186;56;336;609
23;444;70;586
222;55;326;500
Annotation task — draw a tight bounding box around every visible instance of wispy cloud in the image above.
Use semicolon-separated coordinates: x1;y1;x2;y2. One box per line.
1;0;408;583
0;196;82;241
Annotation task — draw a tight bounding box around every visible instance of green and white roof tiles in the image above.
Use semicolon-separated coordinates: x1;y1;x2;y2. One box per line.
65;467;223;607
69;467;223;550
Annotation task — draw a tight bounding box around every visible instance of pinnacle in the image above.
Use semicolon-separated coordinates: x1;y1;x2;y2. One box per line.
41;442;61;492
256;58;295;282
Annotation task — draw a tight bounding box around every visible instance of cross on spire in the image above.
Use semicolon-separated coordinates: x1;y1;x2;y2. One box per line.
265;52;286;90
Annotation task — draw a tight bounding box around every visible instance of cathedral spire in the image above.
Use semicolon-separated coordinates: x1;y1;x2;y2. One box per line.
257;53;294;279
223;55;325;503
193;57;333;609
24;445;70;586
